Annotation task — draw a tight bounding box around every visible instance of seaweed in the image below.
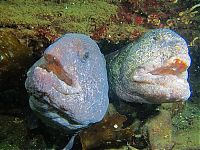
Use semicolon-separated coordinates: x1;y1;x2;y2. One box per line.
79;113;135;149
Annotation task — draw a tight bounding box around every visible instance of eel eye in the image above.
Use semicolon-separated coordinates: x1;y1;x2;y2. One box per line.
82;52;89;61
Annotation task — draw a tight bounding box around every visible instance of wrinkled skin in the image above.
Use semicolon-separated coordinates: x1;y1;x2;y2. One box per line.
106;29;191;103
25;33;109;131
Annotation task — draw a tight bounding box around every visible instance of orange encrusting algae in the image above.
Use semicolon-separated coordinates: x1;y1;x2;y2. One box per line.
150;58;188;75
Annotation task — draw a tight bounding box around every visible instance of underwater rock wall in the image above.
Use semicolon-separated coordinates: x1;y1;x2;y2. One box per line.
0;0;200;149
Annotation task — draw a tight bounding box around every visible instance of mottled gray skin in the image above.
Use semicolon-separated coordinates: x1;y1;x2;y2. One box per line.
25;33;109;131
106;29;191;104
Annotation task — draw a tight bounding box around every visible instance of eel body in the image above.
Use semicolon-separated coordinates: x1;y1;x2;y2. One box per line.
25;33;109;130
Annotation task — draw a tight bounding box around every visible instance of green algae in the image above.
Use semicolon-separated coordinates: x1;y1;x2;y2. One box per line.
172;102;200;149
0;0;149;43
173;123;200;149
0;114;47;149
144;109;173;149
172;102;200;131
0;115;26;149
0;0;117;34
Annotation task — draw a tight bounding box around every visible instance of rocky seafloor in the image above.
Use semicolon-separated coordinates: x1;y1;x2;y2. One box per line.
0;0;200;149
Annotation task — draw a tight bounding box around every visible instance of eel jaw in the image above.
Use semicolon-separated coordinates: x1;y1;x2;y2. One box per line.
131;57;191;103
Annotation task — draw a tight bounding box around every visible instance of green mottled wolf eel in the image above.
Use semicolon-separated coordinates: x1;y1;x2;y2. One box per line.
106;29;191;104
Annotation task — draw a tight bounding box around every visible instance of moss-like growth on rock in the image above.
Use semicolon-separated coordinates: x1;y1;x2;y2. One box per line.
172;102;200;149
0;0;117;34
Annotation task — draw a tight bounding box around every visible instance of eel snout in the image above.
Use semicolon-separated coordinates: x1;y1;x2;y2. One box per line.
132;57;190;103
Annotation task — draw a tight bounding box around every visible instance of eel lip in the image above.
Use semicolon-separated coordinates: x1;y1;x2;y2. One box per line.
42;54;73;86
132;58;189;85
31;67;81;96
132;73;190;102
149;58;188;76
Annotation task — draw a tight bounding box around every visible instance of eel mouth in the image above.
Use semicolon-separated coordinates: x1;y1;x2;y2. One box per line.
32;53;81;96
41;53;73;86
132;57;191;102
149;58;188;76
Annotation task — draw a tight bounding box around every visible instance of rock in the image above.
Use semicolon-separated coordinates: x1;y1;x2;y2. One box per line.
0;114;47;149
0;115;27;149
79;113;135;150
106;29;191;103
144;109;173;149
172;102;200;149
0;30;32;91
0;29;33;112
25;33;109;131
